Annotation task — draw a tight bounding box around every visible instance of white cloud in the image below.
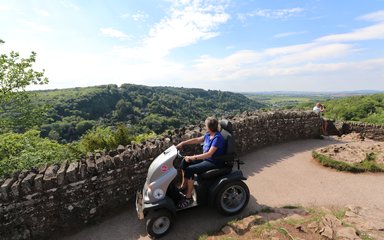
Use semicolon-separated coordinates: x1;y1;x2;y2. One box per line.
238;8;304;21
60;0;80;11
358;10;384;22
187;43;355;82
34;8;50;17
269;43;354;65
18;19;52;32
0;4;10;11
100;28;130;40
117;0;230;60
273;31;306;38
317;22;384;42
317;10;384;42
121;11;149;22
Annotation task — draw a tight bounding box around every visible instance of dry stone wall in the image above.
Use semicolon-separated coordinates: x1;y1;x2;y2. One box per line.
0;110;321;240
339;122;384;141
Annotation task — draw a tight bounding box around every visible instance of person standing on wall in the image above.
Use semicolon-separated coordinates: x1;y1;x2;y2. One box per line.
313;102;328;135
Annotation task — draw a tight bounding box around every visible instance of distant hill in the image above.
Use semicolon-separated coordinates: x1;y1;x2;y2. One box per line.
31;84;265;143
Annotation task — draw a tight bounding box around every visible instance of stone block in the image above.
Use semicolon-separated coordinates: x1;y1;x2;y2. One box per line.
34;174;44;191
117;145;125;153
66;161;79;183
103;155;113;170
10;180;21;197
112;155;123;168
95;157;105;173
79;162;88;179
86;158;96;175
1;178;16;201
21;172;36;194
57;161;68;186
43;164;60;190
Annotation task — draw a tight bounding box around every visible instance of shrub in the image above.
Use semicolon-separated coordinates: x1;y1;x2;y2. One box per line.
78;126;117;153
0;130;78;176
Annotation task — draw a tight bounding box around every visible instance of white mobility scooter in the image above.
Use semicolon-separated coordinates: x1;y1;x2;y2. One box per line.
136;120;250;238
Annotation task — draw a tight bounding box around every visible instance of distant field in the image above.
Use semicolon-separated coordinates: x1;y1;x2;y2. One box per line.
243;93;332;109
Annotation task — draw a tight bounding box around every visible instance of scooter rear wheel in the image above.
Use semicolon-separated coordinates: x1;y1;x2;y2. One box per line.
216;180;250;215
146;209;173;239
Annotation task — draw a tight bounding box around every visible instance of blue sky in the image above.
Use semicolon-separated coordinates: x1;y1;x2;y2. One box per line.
1;0;384;92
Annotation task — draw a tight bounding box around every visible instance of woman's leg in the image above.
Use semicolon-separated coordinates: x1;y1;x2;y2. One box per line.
179;159;201;189
184;161;217;198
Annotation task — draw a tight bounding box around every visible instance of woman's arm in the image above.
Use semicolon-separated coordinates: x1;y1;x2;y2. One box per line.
184;146;217;162
176;136;204;149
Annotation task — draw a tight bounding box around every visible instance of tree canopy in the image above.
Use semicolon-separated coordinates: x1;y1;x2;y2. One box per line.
0;41;49;133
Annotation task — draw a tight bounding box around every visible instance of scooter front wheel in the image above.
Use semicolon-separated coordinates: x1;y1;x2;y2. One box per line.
216;180;250;215
146;209;173;239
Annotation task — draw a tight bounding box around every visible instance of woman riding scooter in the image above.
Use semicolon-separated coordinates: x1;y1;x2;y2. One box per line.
176;117;225;208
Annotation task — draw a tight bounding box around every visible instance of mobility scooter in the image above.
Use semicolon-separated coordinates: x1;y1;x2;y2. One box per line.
136;119;250;238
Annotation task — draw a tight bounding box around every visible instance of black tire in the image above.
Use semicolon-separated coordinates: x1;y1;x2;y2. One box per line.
215;180;250;215
146;209;173;239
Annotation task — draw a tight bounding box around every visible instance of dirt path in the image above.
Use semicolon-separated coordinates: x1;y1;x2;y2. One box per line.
59;138;384;240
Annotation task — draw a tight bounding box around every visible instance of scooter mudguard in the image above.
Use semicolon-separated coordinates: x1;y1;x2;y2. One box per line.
208;170;247;206
141;196;177;218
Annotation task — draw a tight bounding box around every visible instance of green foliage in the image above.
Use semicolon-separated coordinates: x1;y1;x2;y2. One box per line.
132;132;157;143
321;94;384;124
312;151;384;173
0;130;78;176
77;123;147;152
78;126;120;153
0;48;49;133
249;92;384;125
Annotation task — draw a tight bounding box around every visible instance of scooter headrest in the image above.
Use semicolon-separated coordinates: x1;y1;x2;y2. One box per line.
220;119;233;134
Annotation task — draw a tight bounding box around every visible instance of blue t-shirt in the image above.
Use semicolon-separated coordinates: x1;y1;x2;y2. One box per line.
203;131;225;166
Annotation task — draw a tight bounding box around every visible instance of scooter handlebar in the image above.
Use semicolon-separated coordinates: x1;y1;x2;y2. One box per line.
177;150;184;159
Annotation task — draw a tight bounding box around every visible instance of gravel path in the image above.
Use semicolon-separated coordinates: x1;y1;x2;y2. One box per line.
60;138;384;240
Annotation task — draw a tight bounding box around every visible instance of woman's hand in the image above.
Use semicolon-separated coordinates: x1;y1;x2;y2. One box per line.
184;156;194;162
176;142;184;149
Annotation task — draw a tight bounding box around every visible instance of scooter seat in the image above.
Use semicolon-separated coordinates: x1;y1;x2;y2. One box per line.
198;167;232;180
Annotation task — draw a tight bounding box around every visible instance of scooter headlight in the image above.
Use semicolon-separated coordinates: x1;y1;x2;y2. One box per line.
153;188;164;199
147;182;165;200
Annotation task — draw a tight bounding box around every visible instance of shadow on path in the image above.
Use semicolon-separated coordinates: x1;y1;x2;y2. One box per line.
242;137;342;177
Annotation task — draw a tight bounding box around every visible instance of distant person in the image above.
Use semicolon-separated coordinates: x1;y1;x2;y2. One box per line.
313;102;327;135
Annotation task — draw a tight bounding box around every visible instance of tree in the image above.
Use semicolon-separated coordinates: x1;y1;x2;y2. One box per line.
0;40;49;133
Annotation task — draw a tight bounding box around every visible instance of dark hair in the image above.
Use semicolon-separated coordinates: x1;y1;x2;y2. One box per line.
205;117;219;132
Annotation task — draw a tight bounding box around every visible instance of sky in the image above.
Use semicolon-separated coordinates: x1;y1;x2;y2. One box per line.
1;0;384;92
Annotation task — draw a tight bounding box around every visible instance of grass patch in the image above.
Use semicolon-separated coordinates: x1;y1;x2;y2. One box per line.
312;151;384;173
260;206;274;213
277;227;295;240
359;231;374;240
283;217;307;226
331;208;347;220
252;222;276;237
198;234;209;240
